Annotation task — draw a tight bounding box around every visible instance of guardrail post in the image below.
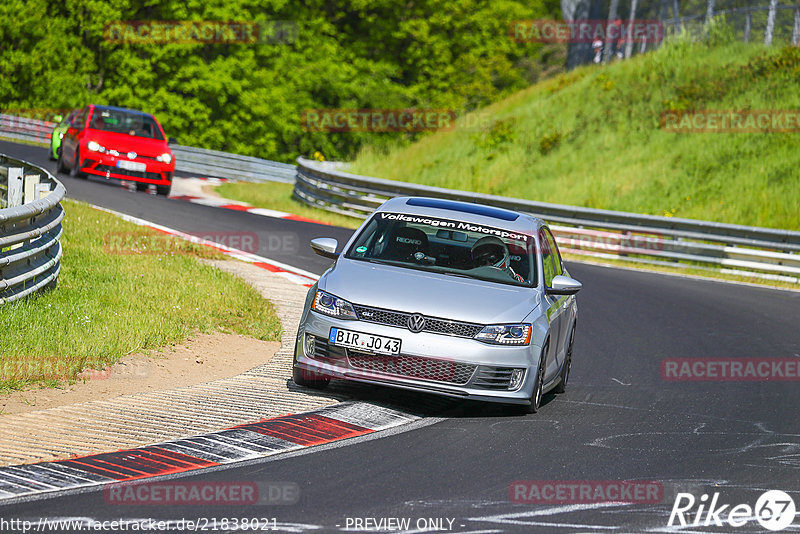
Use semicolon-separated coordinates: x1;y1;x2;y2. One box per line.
7;167;23;207
765;0;778;45
705;0;716;25
672;0;681;32
744;10;752;42
24;174;40;204
34;182;51;200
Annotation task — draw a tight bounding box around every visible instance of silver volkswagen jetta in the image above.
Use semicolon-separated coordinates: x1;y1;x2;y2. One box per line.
293;196;582;413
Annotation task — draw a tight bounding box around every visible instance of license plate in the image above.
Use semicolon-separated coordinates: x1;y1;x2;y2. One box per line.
329;328;401;355
117;159;146;172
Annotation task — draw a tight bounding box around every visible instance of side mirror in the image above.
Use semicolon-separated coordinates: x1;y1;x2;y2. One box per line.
547;275;582;295
168;137;178;145
311;237;339;259
67;127;77;136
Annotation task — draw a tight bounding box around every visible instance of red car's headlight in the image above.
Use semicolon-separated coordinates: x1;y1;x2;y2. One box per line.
86;140;105;153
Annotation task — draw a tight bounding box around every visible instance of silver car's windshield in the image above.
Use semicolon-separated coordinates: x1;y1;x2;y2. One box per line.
345;212;537;287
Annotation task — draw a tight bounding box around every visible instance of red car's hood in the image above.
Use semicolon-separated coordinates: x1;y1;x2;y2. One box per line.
85;129;171;158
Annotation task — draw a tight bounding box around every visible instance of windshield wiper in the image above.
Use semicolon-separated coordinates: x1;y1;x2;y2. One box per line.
442;271;474;278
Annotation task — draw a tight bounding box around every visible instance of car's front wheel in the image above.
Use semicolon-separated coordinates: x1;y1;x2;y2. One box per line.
56;150;67;174
516;341;548;415
292;340;330;389
156;183;171;196
69;148;85;178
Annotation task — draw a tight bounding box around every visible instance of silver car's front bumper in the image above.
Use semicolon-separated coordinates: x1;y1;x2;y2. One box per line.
295;310;543;405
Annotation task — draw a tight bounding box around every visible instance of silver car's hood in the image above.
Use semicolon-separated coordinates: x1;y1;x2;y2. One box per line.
319;259;540;324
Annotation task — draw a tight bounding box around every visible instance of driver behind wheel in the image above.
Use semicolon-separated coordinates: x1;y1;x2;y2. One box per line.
471;236;523;282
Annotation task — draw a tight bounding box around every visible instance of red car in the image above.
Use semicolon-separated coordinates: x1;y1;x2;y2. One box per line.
58;104;175;196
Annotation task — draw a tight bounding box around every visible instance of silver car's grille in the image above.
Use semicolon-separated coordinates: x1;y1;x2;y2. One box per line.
472;366;516;390
425;317;482;338
353;306;407;328
352;305;483;338
347;353;477;385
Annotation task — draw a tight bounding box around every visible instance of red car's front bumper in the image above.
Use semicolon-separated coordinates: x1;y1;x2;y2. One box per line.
80;153;174;186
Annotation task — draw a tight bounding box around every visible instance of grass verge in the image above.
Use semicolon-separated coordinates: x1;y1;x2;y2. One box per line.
0;199;282;392
214;181;363;229
350;38;800;231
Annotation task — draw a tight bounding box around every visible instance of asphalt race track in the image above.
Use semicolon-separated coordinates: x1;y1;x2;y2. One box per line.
2;139;799;532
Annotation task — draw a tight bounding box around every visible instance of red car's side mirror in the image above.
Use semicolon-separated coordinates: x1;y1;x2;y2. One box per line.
67;127;77;136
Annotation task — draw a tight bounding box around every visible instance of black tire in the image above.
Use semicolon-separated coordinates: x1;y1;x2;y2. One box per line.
69;148;85;178
56;150;67;174
554;325;575;394
135;182;149;192
292;340;330;389
156;183;172;196
514;341;547;415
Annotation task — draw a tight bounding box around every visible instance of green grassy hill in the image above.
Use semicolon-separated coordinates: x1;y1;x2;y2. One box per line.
350;36;800;230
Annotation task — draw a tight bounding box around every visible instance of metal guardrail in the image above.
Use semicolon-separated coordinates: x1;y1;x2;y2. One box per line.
0;154;65;304
0;114;55;144
0;113;297;184
661;4;800;45
169;144;296;183
294;158;800;283
580;1;800;67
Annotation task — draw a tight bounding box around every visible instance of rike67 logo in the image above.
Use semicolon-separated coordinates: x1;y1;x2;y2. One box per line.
669;490;796;531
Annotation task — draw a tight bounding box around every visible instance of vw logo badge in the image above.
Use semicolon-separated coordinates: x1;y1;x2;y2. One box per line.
407;313;426;333
127;152;137;160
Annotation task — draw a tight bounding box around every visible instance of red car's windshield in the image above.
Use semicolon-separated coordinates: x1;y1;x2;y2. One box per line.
89;108;164;140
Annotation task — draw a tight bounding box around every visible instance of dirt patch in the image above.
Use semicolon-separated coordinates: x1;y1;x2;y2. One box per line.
0;333;279;416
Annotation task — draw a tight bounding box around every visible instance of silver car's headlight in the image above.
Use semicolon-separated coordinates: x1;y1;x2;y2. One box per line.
311;290;357;320
474;324;532;345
